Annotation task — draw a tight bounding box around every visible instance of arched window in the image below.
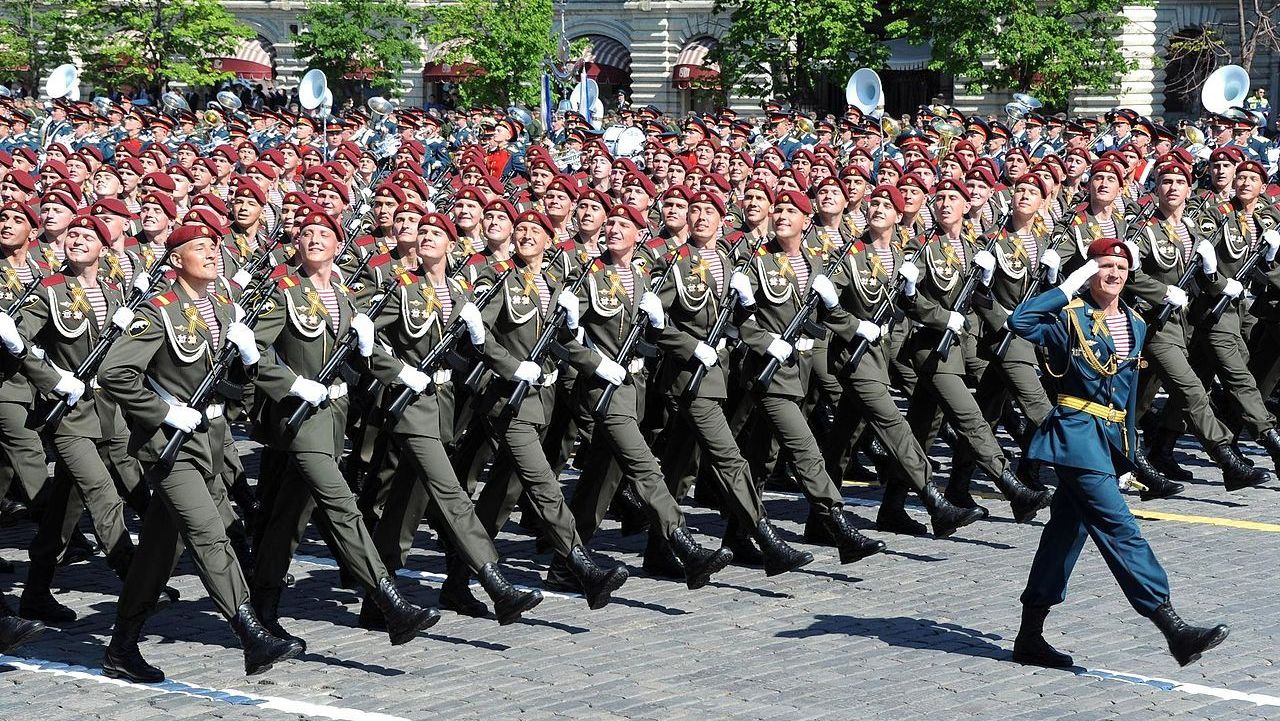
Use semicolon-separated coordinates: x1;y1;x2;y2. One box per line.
1163;27;1221;117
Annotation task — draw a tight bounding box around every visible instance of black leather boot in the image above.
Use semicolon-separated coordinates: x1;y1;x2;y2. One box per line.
876;479;929;535
1134;449;1184;501
822;507;886;564
1148;429;1193;481
918;483;984;539
102;614;164;683
369;577;440;645
544;553;583;593
19;564;76;624
231;602;304;676
1211;443;1272;491
59;527;98;566
230;474;260;531
943;457;988;520
356;596;385;631
751;519;812;576
803;507;835;545
0;497;29;527
667;526;733;590
722;517;764;566
1259;428;1280;472
1150;602;1229;666
439;548;488;619
563;545;628;609
0;594;43;654
994;469;1053;523
475;563;543;625
250;587;306;654
616;482;649;537
642;526;685;579
1011;605;1073;668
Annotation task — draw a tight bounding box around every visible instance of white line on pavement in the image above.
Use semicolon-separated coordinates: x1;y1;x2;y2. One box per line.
292;553;586;602
1078;667;1280;708
0;654;412;721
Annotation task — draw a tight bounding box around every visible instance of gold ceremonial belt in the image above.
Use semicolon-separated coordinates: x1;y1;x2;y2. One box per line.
1058;395;1126;423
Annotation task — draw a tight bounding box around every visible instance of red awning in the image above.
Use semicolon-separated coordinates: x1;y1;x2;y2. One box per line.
211;57;272;80
422;62;485;81
585;62;627;85
673;64;720;90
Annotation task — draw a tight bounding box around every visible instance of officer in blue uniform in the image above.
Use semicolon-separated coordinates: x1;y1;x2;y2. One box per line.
1008;237;1229;669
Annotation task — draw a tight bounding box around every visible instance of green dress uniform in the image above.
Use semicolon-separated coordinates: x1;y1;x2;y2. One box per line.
0;256;54;507
1051;205;1129;274
249;271;392;597
98;282;252;623
16;272;138;612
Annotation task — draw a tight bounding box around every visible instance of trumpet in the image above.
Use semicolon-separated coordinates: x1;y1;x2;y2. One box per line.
931;117;965;155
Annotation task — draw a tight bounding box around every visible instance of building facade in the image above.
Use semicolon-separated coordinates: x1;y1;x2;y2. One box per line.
221;0;1276;121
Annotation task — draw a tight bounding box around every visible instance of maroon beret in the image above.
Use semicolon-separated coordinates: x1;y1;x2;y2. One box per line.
419;212;458;242
608;204;648;230
1087;237;1133;266
515;210;555;235
870;184;905;214
166;222;218;250
68;214;111;243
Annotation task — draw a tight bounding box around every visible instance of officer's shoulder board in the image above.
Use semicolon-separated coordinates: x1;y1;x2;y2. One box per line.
104;280;120;292
755;245;769;257
394;268;416;287
1064;297;1085;311
41;274;66;288
589;258;607;273
212;292;230;304
852;240;866;254
150;290;178;308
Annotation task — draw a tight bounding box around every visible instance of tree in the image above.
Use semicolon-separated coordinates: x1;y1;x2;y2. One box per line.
293;0;423;99
710;0;887;110
71;0;253;92
1161;1;1280;97
0;0;75;94
888;0;1140;107
425;0;561;107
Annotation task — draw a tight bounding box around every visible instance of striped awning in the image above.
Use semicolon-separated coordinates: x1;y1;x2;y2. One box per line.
582;35;631;84
883;39;932;72
211;37;274;80
673;36;720;89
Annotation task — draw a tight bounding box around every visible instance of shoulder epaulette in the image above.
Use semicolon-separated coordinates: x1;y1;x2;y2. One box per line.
590;258;607;272
725;230;745;245
555;238;576;251
1072;210;1088;225
150;290;177;307
122;236;139;248
852;241;866;254
465;252;488;266
268;264;290;279
277;275;300;289
1064;297;1085;310
456;277;472;292
163;269;177;281
34;260;49;272
645;236;669;250
493;259;515;273
40;274;66;288
367;252;392;268
1218;201;1234;215
355;234;377;247
755;245;769;257
667;245;691;262
1074;202;1090;214
337;282;352;294
212;292;229;304
395;270;415;287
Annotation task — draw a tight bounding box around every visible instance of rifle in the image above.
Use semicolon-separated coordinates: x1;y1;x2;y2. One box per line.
151;283;278;469
933;212;1012;362
282;271;401;437
592;247;683;420
752;232;860;393
1151;214;1228;332
382;264;515;427
500;252;602;418
38;257;172;430
1201;227;1276;326
839;275;905;380
680;235;768;401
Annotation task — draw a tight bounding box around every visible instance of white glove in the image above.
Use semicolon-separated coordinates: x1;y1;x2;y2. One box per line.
692;341;719;368
1057;259;1099;297
232;303;246;322
946;311;966;332
288;377;329;406
639;291;664;329
1263;229;1280;262
458;301;485;345
556;290;580;330
110;306;135;330
232;269;253;289
225;321;260;365
162;404;202;433
1040;249;1061;284
397;363;430;393
1163;284;1189;309
53;371;85;407
132;271;152;294
594;354;626;385
514;360;542;383
1195;239;1218;275
351;313;374;357
973;249;996;285
766;337;793;362
0;312;22;354
1123;240;1140;271
855;320;881;342
897;262;919;296
1223;278;1245;299
730;271;755;306
811;274;838;309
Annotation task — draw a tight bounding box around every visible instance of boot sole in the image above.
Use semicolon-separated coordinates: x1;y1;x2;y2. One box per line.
246;641;304;676
932;508;986;539
587;568;629;610
496;592;544;625
1012;493;1054;524
1225;473;1271;492
1011;650;1074;668
102;660;165;684
838;541;886;564
388;610;441;646
1139;483;1186;502
764;552;814;577
1176;626;1229;667
685;549;733;590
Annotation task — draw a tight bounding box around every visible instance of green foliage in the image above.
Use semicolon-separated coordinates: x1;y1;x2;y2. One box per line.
888;0;1142;106
293;0;423;97
0;0;74;92
426;0;561;107
72;0;253;90
711;0;887;107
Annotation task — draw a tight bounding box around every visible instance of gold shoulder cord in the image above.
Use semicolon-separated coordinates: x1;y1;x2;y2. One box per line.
1066;308;1120;377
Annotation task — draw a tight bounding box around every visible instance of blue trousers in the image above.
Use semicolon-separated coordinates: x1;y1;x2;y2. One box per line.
1020;465;1171;617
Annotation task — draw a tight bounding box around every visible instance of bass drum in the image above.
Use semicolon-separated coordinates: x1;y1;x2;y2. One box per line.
615;126;646;158
603;124;625;155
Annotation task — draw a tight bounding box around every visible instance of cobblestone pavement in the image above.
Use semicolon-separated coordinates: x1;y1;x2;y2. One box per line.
0;435;1277;721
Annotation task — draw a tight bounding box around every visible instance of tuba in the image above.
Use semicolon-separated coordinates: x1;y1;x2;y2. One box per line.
1201;64;1250;116
846;68;881;115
